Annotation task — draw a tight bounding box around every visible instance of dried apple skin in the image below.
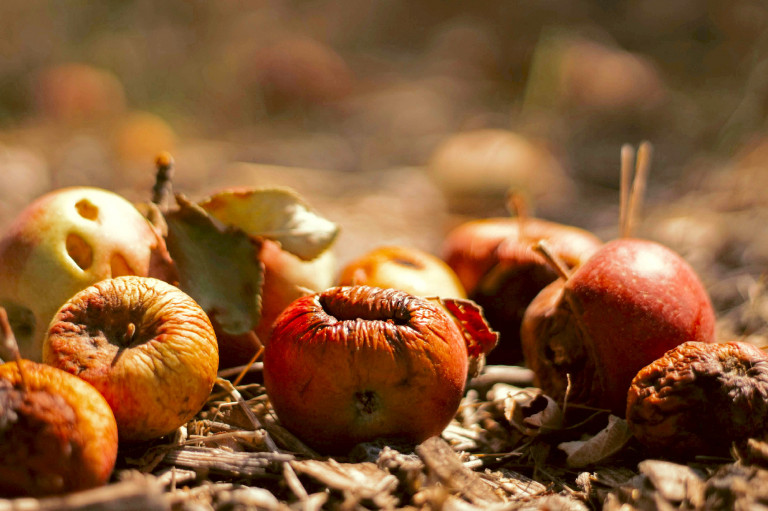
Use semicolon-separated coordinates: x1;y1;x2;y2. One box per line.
627;341;768;459
263;286;469;454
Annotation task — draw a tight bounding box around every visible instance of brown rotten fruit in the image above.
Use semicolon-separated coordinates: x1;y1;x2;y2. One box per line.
521;238;716;417
43;276;219;442
443;216;602;364
0;360;118;497
263;286;477;454
627;341;768;459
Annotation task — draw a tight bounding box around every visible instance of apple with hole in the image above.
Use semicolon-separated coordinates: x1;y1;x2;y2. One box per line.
0;359;118;497
442;216;602;364
0;186;176;361
338;245;467;299
521;237;717;417
42;276;218;442
263;285;481;454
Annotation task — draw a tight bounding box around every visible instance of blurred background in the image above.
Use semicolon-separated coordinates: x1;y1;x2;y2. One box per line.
2;0;768;311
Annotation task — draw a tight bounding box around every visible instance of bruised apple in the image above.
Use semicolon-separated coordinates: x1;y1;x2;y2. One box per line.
521;238;716;417
338;245;466;299
443;217;602;364
0;360;118;497
0;187;175;360
42;276;218;442
263;286;470;454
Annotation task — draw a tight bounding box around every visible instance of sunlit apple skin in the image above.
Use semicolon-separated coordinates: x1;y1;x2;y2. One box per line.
43;276;218;443
338;245;466;299
442;217;602;364
263;286;469;454
0;187;176;361
521;238;717;417
0;360;118;497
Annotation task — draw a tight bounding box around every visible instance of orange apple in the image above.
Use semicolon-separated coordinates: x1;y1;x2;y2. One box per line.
42;276;218;442
338;245;466;299
0;186;176;360
0;360;118;497
263;286;469;454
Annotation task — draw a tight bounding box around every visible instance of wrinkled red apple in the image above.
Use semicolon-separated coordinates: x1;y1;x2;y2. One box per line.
521;238;717;417
263;286;471;454
0;186;176;360
338;245;466;299
43;276;218;442
443;217;602;364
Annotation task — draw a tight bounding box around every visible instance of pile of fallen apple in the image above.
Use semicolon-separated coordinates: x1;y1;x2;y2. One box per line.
1;146;766;498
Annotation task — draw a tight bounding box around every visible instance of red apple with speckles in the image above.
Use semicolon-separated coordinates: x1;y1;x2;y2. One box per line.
263;286;472;454
442;217;602;364
521;238;717;417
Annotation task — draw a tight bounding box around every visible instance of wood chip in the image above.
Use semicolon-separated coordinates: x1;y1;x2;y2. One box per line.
163;445;293;477
416;436;504;505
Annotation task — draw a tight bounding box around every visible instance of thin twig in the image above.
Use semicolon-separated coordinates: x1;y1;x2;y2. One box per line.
619;144;634;238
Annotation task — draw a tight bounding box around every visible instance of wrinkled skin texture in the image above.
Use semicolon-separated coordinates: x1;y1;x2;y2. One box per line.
0;187;176;360
443;217;602;364
339;245;467;300
264;286;469;454
627;341;768;459
522;238;716;417
0;360;118;497
43;276;218;442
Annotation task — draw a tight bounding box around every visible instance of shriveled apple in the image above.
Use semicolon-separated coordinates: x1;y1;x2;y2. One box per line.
42;276;218;442
263;286;493;454
0;186;175;360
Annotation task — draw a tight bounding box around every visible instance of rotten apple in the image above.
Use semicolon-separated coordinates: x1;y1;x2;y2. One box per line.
338;245;467;299
0;360;118;497
0;186;175;360
263;286;473;454
442;216;602;364
42;276;218;442
521;237;717;417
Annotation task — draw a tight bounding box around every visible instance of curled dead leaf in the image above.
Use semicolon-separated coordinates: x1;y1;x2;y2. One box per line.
558;415;633;468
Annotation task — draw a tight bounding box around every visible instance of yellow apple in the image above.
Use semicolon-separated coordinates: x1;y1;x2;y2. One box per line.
0;186;175;360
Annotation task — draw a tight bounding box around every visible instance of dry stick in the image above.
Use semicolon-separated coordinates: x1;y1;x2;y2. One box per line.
231;342;265;387
0;306;26;389
625;141;653;239
619;144;635;238
506;192;529;239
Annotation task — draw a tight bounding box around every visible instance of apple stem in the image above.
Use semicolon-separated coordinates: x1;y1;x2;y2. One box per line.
619;141;653;238
534;239;572;281
152;151;175;210
562;373;572;419
0;307;27;391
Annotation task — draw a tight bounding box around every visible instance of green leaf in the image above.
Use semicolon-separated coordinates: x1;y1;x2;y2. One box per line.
198;187;339;261
165;194;264;335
